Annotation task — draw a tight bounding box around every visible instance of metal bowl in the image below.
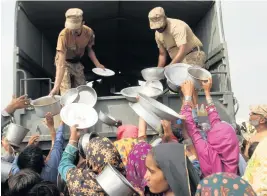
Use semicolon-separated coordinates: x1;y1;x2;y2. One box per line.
188;67;212;81
167;80;180;93
129;102;163;133
76;85;97;107
121;86;163;102
99;111;118;126
6;123;30;147
60;88;79;106
31;95;61;117
144;81;163;91
78;132;99;159
164;63;201;89
96;163;139;196
57;173;67;194
138;93;184;121
141;67;165;81
150;136;163;147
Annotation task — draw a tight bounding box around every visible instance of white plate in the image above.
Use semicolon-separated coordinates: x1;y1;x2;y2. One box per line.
60;103;98;129
92;68;115;77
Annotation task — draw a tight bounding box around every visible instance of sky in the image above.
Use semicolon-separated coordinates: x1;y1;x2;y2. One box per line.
1;0;267;122
220;1;267;121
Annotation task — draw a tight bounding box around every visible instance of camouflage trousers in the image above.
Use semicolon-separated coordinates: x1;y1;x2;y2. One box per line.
182;50;206;68
60;61;86;96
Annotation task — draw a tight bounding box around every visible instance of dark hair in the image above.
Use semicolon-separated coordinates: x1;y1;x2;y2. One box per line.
8;169;42;196
17;145;44;174
248;142;259;159
27;181;60;196
1;180;9;196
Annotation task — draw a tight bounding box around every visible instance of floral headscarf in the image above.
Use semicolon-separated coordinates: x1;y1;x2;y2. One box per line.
66;136;125;196
126;141;152;192
114;138;138;167
195;173;256;196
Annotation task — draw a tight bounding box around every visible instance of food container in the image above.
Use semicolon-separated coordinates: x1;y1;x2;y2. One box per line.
96;163;139;196
5;123;30;147
31;95;61;117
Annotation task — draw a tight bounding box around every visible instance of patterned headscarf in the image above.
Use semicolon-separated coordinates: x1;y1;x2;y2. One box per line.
114;138;138;167
126;141;152;192
66;136;125;196
195;173;256;196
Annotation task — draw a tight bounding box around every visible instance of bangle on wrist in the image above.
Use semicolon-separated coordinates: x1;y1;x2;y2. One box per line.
206;97;213;104
69;140;78;144
184;96;192;102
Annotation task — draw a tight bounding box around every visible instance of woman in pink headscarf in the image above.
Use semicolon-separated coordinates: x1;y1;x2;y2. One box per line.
116;124;139;140
126;141;162;196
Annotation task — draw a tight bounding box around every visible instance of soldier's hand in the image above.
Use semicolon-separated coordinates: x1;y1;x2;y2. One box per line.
97;64;106;70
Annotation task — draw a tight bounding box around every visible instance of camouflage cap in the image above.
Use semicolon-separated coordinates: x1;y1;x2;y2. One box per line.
148;7;167;30
65;8;83;30
250;104;267;118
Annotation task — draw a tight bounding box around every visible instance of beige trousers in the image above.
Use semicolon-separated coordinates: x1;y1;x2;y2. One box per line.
60;61;86;96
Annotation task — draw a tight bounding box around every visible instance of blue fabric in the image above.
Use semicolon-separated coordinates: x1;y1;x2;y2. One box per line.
41;125;65;183
191;160;202;177
11;125;64;183
58;144;77;181
177;109;198;124
11;156;20;175
176;119;182;124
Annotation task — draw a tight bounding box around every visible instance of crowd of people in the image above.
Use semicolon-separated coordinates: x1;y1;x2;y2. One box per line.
1;77;267;196
1;5;267;196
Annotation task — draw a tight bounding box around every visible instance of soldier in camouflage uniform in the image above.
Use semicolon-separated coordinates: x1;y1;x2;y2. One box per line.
148;7;206;67
50;8;105;96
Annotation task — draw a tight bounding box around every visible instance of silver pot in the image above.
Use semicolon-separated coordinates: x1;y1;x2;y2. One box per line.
5;123;30;147
96;163;139;196
60;88;79;106
99;111;118;126
31;95;61;118
188;67;212;81
78;132;99;158
121;86;163;102
129;102;163;134
1;160;12;182
76;85;97;107
164;63;201;89
141;67;165;81
167;80;180;93
150;137;163;147
57;173;67;193
144;80;163;91
138;93;183;121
